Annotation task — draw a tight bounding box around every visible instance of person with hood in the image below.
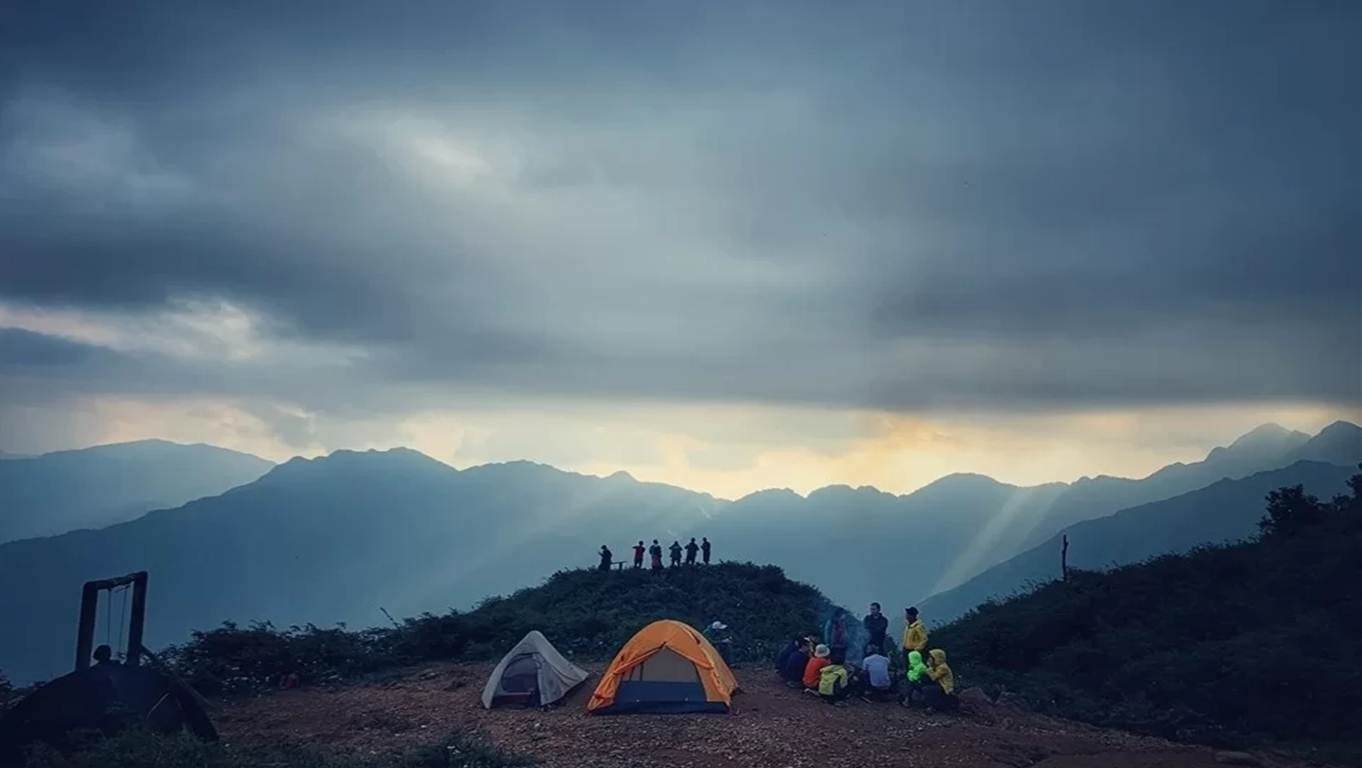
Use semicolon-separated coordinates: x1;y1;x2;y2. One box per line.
649;540;663;570
817;649;852;706
864;602;889;653
802;643;832;690
701;536;712;564
668;540;683;566
922;649;957;712
684;537;700;565
781;637;813;687
632;540;646;568
902;606;928;669
901;649;929;706
597;544;612;572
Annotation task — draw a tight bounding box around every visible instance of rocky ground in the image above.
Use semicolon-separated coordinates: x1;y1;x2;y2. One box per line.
215;662;1301;768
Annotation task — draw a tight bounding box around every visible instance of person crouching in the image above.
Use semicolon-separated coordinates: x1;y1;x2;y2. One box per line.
922;649;958;713
817;649;852;706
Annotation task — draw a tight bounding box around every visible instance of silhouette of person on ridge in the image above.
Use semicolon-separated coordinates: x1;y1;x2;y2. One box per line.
598;544;612;572
684;537;699;565
649;539;663;571
668;540;683;567
701;536;712;564
632;540;645;569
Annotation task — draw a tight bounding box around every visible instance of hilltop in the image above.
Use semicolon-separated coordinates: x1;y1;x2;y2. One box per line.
934;467;1362;757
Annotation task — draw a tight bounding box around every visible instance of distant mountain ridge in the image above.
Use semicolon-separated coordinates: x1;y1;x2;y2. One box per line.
0;421;1355;684
0;439;274;544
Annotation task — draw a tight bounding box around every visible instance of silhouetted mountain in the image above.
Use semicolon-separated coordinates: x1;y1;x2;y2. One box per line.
0;449;718;683
920;461;1359;623
0;440;273;544
1282;420;1362;465
1005;423;1320;555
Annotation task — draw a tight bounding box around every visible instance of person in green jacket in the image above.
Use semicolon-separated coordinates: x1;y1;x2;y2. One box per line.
900;649;929;707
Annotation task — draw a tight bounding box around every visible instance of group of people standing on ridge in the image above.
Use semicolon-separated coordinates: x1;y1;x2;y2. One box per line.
596;537;713;571
776;604;956;712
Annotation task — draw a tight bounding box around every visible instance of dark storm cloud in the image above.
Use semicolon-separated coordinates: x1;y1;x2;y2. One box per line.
0;0;1357;416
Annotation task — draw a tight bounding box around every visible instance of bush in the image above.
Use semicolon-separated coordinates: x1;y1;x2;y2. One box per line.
161;562;839;695
936;469;1362;752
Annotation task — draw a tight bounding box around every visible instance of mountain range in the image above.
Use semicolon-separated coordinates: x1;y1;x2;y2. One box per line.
0;440;274;544
0;421;1357;683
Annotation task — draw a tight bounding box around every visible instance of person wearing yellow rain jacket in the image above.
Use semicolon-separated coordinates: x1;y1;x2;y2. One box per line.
900;649;930;707
817;649;852;706
902;606;928;670
923;649;958;712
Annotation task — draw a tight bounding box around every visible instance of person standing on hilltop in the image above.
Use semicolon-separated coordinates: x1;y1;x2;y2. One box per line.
864;602;888;654
701;536;712;564
668;540;683;567
632;540;646;569
902;606;928;670
598;544;612;572
649;540;663;571
684;537;699;565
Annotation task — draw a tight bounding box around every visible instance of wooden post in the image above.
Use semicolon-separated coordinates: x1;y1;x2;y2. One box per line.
74;581;100;671
125;571;149;667
1061;534;1070;581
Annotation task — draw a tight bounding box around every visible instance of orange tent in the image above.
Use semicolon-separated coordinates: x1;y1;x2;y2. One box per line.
587;620;739;714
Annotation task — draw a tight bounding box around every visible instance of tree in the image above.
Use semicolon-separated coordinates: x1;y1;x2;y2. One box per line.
1259;484;1327;537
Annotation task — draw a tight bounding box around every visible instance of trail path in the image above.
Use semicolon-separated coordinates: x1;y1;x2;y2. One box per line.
216;662;1300;768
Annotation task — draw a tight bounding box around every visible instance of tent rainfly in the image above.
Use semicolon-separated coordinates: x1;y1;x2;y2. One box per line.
587;619;739;714
481;631;589;709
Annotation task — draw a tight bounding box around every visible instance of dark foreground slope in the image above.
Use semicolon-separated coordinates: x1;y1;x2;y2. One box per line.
934;469;1362;753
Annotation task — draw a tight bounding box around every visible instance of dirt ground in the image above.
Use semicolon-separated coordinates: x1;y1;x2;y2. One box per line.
215;662;1303;768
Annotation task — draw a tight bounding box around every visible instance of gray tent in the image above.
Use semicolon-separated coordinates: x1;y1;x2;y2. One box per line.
481;631;590;709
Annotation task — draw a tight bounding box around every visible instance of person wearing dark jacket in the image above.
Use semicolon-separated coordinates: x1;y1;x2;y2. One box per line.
669;540;683;566
684;537;699;564
598;545;612;571
863;602;889;653
781;638;812;686
649;540;663;570
632;541;645;568
701;537;712;564
775;635;801;672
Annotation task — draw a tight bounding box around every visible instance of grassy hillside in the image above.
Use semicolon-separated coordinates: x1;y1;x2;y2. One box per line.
934;468;1362;753
164;562;835;695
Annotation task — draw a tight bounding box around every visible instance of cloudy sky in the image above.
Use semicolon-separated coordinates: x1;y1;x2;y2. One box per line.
1;0;1357;497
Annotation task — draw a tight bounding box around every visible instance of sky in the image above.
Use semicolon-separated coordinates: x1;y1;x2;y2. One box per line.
1;0;1358;498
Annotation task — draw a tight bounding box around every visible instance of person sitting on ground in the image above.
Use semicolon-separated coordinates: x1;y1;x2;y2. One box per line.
598;544;612;571
92;644;118;666
802;643;832;691
632;540;646;568
685;537;699;564
649;540;663;570
704;621;733;665
776;634;801;672
922;648;958;712
668;540;683;566
781;637;813;687
818;649;852;706
858;643;895;701
901;649;929;707
701;536;712;564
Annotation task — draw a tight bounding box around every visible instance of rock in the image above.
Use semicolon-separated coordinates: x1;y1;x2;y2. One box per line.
995;691;1025;708
1214;752;1263;766
958;687;992;705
